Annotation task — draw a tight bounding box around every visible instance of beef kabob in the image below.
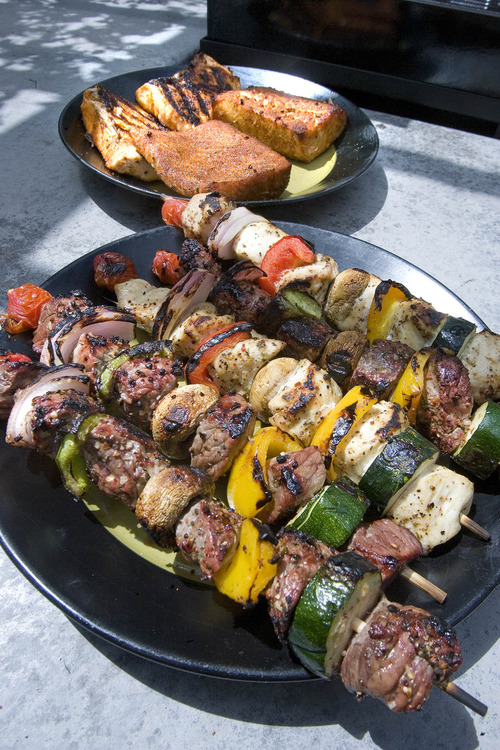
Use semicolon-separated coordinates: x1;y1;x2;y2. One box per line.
0;207;492;604
0;280;448;607
155;191;499;486
0;284;488;716
157;192;500;484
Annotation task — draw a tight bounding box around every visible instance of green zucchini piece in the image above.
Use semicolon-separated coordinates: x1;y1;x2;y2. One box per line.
56;433;91;497
278;289;322;320
288;552;381;678
359;427;439;515
453;401;500;479
433;315;476;355
287;477;369;549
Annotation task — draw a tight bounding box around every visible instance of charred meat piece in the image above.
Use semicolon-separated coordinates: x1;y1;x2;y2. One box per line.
112;353;183;432
276;317;332;362
264;446;327;525
209;262;273;328
32;291;93;354
79;414;168;508
30;389;102;458
341;597;462;712
72;333;131;389
416;349;473;454
348;519;423;586
0;352;47;418
318;330;368;390
349;338;415;399
190;392;257;480
178;237;223;277
265;529;336;642
175;498;243;578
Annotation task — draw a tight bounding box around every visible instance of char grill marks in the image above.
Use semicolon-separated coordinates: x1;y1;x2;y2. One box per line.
265;529;336;642
264;445;326;524
32;291;93;354
348;519;423;586
349;338;415;399
276;317;332;362
190;392;256;481
341;597;462;712
79;414;168;508
208;262;274;329
178;237;223;277
30;389;102;458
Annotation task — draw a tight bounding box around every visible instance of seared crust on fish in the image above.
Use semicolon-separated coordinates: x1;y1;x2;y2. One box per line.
81;86;160;181
136;52;240;132
114;114;291;200
213;86;348;162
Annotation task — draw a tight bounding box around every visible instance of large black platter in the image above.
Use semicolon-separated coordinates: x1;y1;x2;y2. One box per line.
58;66;379;206
0;223;498;681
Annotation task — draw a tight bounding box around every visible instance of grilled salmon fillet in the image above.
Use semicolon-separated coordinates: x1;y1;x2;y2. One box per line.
114;108;291;200
135;52;240;132
212;86;348;162
81;86;160;181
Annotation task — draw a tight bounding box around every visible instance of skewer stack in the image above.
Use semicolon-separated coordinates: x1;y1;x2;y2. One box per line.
1;191;498;717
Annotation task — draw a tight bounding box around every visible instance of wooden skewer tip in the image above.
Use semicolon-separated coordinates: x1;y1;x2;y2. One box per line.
443;681;488;717
400;566;447;604
460;514;491;541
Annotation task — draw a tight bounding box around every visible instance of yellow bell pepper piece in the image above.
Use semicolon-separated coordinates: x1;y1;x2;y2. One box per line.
392;349;432;425
214;518;277;606
227;426;301;518
366;281;412;344
311;386;377;480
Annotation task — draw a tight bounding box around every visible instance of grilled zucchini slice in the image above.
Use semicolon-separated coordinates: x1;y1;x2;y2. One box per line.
359;427;439;514
453;401;500;479
287;477;369;549
288;552;381;678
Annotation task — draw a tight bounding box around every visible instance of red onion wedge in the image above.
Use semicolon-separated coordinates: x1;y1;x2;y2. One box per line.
6;365;90;449
207;207;267;260
40;307;136;366
152;269;217;342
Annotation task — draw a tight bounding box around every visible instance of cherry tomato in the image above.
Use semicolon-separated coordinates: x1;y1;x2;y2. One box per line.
0;352;32;363
93;252;137;291
259;236;315;296
161;198;188;228
152;250;182;286
4;284;53;332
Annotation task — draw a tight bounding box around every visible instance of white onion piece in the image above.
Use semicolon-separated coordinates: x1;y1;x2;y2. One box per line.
6;366;90;448
42;307;136;366
208;207;267;259
153;270;217;341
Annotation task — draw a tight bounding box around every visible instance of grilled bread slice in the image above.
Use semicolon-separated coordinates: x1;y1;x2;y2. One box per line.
212;86;348;162
114;108;291;200
136;52;240;132
81;86;160;181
